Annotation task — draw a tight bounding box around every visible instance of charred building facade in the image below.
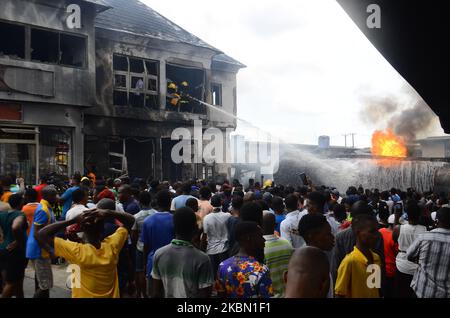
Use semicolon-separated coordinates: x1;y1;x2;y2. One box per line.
0;0;244;184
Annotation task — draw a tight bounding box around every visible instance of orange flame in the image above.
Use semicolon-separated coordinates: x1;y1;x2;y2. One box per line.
371;129;407;158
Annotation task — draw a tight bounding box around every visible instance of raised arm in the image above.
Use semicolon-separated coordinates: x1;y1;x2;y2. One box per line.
99;210;135;231
37;218;78;249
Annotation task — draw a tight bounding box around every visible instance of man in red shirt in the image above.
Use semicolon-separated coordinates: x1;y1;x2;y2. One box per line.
34;176;49;203
378;209;398;298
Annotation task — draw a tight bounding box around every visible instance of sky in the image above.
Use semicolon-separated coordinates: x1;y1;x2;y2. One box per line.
143;0;445;147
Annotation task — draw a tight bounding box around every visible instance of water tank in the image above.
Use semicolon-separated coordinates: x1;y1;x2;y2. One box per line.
318;136;330;149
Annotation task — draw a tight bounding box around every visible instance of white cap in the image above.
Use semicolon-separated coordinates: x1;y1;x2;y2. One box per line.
388;214;395;225
431;211;437;221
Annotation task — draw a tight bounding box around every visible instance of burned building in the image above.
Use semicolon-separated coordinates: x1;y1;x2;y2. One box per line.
0;0;244;184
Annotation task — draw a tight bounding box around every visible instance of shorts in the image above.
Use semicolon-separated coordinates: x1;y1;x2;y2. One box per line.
0;248;28;283
32;258;53;290
135;249;144;272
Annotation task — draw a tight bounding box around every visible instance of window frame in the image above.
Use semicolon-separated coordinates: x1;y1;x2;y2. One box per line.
112;54;160;108
211;82;223;107
0;20;26;61
0;19;88;69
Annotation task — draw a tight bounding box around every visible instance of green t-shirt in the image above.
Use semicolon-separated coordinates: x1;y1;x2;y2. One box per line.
0;211;27;250
151;240;214;298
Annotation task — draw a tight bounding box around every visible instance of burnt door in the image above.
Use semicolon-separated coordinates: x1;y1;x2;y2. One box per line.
125;138;154;180
162;138;183;182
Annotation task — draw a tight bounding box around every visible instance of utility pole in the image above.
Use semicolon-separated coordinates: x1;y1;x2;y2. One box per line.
342;133;356;148
342;134;348;148
350;133;356;148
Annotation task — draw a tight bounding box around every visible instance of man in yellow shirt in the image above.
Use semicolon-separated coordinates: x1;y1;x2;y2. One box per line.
335;214;381;298
37;207;135;298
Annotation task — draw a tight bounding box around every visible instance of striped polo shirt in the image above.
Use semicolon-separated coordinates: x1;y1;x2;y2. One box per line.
263;234;294;297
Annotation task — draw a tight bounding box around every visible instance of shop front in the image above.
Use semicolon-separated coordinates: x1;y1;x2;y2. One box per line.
0;102;83;186
0;125;73;185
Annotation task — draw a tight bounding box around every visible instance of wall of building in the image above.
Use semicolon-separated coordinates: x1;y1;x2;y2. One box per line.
0;0;97;107
421;142;446;158
90;29;214;121
209;68;237;128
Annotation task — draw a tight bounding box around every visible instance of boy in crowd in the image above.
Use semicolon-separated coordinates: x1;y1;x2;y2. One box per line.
0;194;28;298
37;208;135;298
262;211;293;297
298;213;335;297
215;221;273;298
202;194;230;276
132;191;155;298
26;186;57;298
152;207;214;298
284;246;330;298
142;190;174;294
335;214;381;298
406;207;450;298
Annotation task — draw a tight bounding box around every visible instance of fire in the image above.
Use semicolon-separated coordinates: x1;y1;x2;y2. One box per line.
371;129;407;158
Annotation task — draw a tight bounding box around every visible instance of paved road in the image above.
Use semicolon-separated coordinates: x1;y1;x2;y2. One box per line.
24;263;71;298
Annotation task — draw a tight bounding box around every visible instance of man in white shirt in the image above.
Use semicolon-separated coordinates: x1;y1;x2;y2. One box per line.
65;188;88;221
202;194;231;276
280;194;307;248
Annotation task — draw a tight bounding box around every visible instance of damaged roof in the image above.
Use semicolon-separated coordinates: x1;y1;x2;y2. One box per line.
95;0;243;68
96;0;215;51
82;0;111;12
213;54;246;68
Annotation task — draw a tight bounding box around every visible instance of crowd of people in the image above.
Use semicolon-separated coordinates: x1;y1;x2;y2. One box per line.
1;172;449;298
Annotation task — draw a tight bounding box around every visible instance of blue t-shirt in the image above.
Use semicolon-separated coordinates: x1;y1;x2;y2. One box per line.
275;214;285;234
141;212;174;277
122;199;141;215
61;186;80;219
172;195;195;210
26;201;55;259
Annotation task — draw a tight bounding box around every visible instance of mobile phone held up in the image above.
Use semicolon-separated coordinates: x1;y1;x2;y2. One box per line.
299;173;308;186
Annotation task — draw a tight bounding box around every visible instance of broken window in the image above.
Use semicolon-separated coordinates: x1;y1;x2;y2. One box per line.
211;83;222;106
146;61;158;76
113;54;159;109
60;33;86;67
113;91;128;106
130;58;145;73
30;28;86;67
113;55;128;71
0;21;25;59
31;29;59;64
114;74;127;88
166;64;206;114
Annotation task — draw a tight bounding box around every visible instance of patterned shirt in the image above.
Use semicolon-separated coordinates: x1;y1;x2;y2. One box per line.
215;255;274;298
263;235;293;297
406;228;450;298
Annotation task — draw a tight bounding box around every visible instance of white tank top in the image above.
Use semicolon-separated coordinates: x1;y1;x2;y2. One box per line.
396;223;427;275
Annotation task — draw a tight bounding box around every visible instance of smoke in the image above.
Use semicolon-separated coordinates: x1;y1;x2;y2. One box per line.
388;101;437;141
359;94;440;141
359;96;398;125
